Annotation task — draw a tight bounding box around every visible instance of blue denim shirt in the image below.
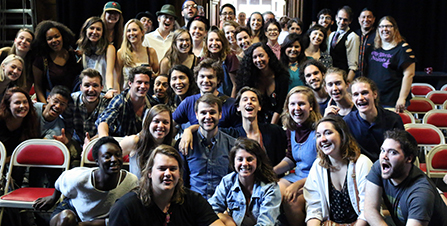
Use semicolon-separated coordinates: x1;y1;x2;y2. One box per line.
182;130;235;199
208;172;281;226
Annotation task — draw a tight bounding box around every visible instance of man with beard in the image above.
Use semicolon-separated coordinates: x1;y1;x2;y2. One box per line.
152;74;170;104
364;129;447;225
328;6;359;82
143;4;176;62
64;69;111;146
136;11;154;34
317;8;334;39
299;59;330;115
173;58;241;129
181;0;198;29
34;136;138;226
355;8;376;77
97;66;156;137
181;94;235;199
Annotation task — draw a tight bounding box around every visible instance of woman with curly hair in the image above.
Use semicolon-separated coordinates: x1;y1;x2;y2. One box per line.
208;137;281;225
116;19;159;91
101;1;124;50
265;19;282;59
109;145;223;226
159;29;197;75
280;33;307;91
203;27;239;98
32;20;82;103
0;28;35;92
303;24;333;69
119;104;174;179
236;42;289;124
273;86;321;225
248;12;267;44
77;17;117;93
304;115;372;225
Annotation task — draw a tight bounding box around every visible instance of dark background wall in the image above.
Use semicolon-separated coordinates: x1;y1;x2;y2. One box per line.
56;0;447;72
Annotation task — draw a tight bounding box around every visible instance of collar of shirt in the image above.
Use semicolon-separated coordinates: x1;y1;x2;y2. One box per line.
124;89;152;109
336;27;350;35
198;129;218;148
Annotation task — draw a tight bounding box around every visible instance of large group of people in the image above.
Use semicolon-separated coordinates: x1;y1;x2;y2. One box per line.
0;0;445;225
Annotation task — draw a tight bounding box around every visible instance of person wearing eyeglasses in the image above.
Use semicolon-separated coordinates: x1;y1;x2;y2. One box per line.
181;0;198;29
219;3;236;29
365;16;416;113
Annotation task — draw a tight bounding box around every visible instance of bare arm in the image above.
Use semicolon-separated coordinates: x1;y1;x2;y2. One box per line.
364;181;387;225
119;135;138;157
217;213;236;226
97;122;110;137
149;47;159;76
406;219;428;226
209;219;226;226
114;49;124;92
179;124;200;155
229;72;237;98
271;112;280;124
33;65;47;103
33;189;61;210
105;44;117;90
306;218;321;226
159;57;170;75
274;160;292;175
396;62;415;113
347;70;356;83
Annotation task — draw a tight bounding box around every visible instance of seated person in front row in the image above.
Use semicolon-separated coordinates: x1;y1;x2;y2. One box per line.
208;138;281;226
109;145;225;226
365;129;447;225
96;66;157;137
173;58;241;130
33;136;139;226
343;76;403;162
63;68;112;146
181;94;235;199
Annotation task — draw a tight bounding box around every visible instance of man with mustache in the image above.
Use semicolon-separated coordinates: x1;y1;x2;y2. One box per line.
181;94;235;200
299;59;330;115
181;0;198;29
63;69;111;147
364;129;447;225
355;8;376;77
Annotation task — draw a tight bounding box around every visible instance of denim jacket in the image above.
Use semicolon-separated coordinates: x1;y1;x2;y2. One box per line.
208;172;281;225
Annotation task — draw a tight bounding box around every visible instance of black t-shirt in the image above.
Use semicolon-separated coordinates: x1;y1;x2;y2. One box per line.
109;189;219;226
366;41;416;107
367;161;447;226
0;119;23;156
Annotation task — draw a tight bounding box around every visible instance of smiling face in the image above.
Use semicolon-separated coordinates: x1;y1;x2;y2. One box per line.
236;31;252;51
197;68;218;94
220;6;235;22
80;76;102;104
378;19;394;43
97;143;123;175
170;70;190;97
252;46;270;71
207;32;223;54
43;94;69;121
237;90;261;120
182;1;198;21
2;59;23;81
309;29;324;46
380;138;410;182
176;32;192;53
359;10;375;31
46;28;63;52
196;102;222;133
14;31;33;53
158;14;175;32
250;14;263;32
140;17;153;33
223;25;237;45
318;14;333;29
87;22;103;43
351;82;377;115
304;65;324;91
150;153;180;194
336;9;351;31
235;148;257;179
129;73;151;98
153;76;169;100
324;72;348;102
189;20;206;42
288;22;302;35
285;41;301;63
9;92;29;119
316;121;341;158
150;111;171;144
105;11;120;25
126;22;143;44
265;23;279;42
288;93;312;125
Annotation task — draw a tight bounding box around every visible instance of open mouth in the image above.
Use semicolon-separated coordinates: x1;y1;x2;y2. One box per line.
239;167;252;173
356;101;368;108
245;106;254;113
381;162;391;174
